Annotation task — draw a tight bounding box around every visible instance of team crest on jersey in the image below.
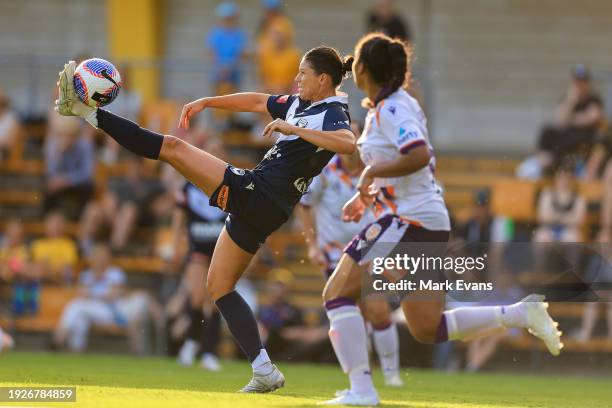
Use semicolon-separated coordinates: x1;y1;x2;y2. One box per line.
297;118;308;128
293;177;312;193
364;223;382;242
230;167;245;176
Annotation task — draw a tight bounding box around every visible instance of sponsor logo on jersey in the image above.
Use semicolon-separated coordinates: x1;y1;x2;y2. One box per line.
245;182;255;190
397;127;419;145
263;145;281;161
297;118;308;128
294;177;312;193
364;223;382;242
230;167;245;176
190;222;224;239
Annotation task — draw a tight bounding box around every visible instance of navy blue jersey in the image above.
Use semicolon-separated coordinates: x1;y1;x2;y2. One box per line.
176;182;227;247
251;94;352;213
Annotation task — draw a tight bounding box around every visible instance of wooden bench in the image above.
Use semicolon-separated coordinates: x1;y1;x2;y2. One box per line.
8;287;125;336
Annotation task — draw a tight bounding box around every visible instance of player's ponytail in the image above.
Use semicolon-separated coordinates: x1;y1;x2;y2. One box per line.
354;33;412;107
304;46;351;88
342;56;354;78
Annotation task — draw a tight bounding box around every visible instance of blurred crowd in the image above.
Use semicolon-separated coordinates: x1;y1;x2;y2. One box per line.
0;0;610;371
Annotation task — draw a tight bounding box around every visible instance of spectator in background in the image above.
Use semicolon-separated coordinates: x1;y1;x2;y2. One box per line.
52;243;155;353
258;268;328;360
534;161;586;243
0;89;22;164
43;116;94;220
256;0;295;69
30;212;78;284
206;2;249;90
79;154;168;255
366;0;411;43
0;220;36;315
258;27;301;94
518;65;604;179
0;327;14;353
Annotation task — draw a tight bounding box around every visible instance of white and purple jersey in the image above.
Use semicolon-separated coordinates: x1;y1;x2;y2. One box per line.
358;89;450;231
300;156;374;273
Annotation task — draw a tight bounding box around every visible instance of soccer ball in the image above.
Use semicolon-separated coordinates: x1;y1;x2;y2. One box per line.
73;58;122;108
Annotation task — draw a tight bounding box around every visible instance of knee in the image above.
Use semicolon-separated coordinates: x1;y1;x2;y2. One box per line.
206;273;232;302
364;303;390;327
159;135;182;163
411;326;438;344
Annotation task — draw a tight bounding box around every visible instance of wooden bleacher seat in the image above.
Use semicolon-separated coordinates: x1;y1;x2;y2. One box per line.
490;178;539;222
141;100;180;135
10;287;126;336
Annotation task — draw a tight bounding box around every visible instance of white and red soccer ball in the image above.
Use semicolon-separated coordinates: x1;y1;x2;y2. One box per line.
73;58;122;108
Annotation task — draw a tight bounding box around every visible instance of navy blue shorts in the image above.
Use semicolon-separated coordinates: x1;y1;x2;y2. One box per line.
209;165;289;254
188;241;216;260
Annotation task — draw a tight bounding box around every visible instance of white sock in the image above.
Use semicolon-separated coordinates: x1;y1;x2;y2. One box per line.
444;306;504;341
372;323;400;375
251;348;273;375
326;305;376;396
499;302;528;328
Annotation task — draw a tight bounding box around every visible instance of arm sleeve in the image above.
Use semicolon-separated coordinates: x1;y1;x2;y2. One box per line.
379;105;428;154
322;105;351;131
300;173;325;206
266;94;296;120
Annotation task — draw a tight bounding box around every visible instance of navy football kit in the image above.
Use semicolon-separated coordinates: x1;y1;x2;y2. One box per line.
210;94;352;253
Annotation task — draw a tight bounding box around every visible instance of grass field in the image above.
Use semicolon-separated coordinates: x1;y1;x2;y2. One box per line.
0;351;610;407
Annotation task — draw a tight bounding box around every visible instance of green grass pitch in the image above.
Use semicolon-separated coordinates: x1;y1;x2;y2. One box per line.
0;351;610;407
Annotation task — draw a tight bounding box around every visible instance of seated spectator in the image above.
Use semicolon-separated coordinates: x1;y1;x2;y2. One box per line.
0;326;14;352
258;268;328;360
573;251;612;343
31;211;79;284
0;220;37;315
52;243;157;353
518;65;604;179
534;162;587;243
43;116;95;220
0;89;22;164
206;2;248;90
79;154;168;254
596;160;612;243
365;0;411;42
584;126;612;180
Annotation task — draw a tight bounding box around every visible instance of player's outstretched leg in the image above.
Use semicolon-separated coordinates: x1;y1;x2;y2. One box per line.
54;61;226;197
404;293;563;356
320;254;379;406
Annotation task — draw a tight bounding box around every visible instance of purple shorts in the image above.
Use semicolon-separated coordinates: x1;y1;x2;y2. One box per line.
344;214;449;265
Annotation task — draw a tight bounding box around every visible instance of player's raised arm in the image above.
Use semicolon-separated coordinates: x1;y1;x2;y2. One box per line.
179;93;270;129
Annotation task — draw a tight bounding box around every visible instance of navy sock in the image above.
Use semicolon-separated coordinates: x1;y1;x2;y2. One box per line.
435;315;449;343
215;291;262;362
97;109;163;160
201;310;221;355
187;307;204;342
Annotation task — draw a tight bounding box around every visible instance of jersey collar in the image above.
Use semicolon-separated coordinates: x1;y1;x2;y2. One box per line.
307;92;348;109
